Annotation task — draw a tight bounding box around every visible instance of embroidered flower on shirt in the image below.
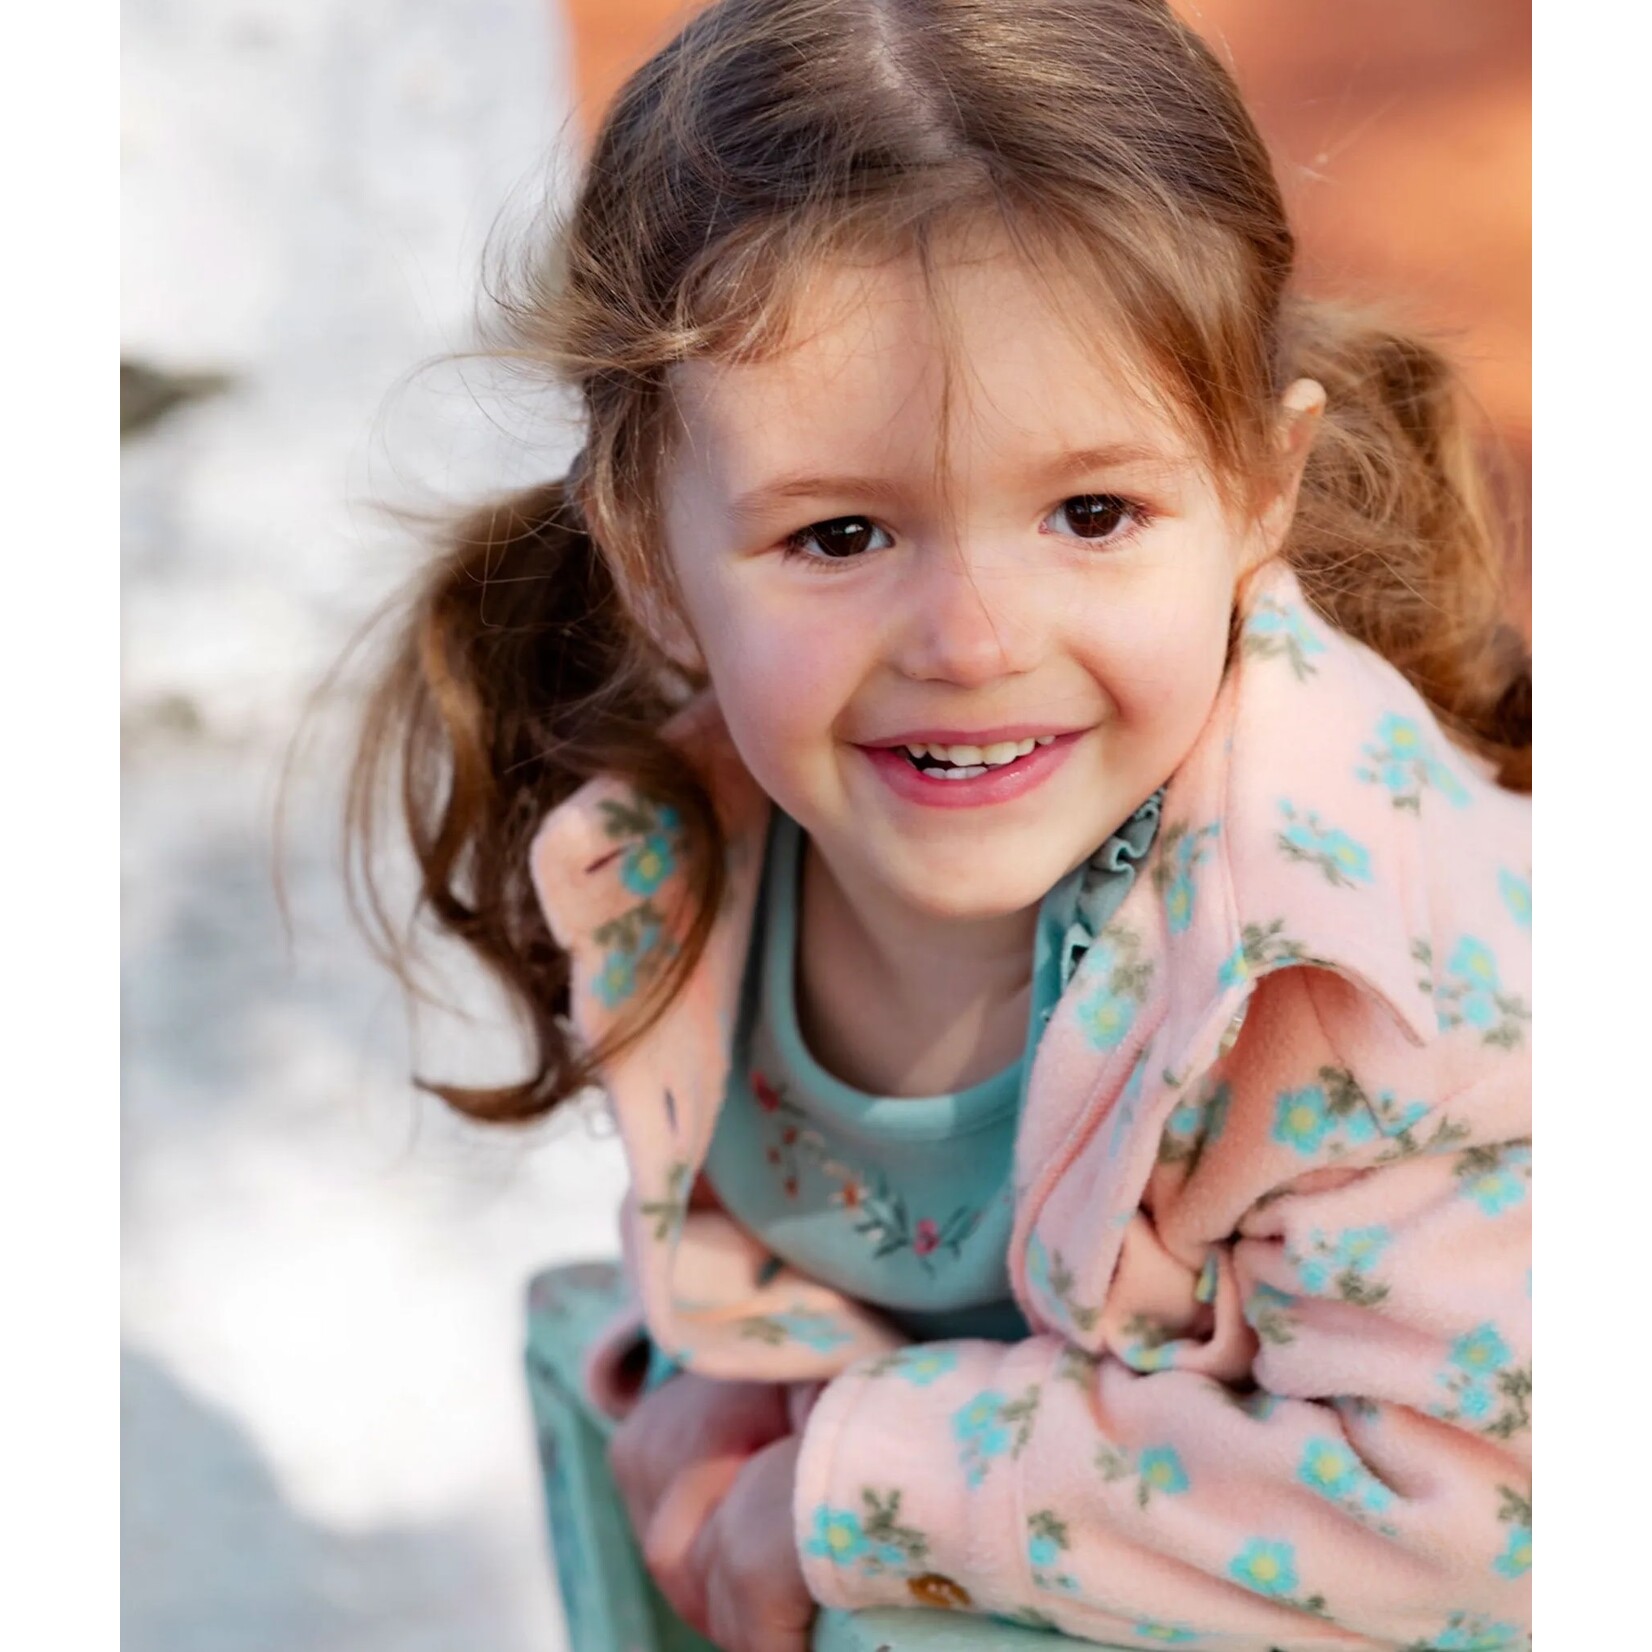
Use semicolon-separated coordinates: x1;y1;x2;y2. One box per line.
1356;712;1472;812
1275;801;1374;889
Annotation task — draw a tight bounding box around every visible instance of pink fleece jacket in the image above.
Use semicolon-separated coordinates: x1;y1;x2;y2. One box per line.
528;560;1532;1652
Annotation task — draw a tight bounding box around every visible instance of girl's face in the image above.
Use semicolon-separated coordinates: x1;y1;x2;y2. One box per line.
660;235;1308;926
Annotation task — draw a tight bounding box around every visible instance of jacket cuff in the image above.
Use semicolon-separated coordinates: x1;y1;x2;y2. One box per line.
792;1340;1046;1617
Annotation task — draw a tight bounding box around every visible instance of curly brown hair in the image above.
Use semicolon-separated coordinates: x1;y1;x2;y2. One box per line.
345;0;1529;1124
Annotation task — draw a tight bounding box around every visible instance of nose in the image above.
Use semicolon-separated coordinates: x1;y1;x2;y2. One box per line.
890;541;1042;687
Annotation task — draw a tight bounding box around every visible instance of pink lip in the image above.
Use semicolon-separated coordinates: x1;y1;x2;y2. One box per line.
857;729;1082;809
863;724;1083;747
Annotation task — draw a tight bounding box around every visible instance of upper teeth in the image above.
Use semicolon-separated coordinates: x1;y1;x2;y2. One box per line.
903;735;1054;766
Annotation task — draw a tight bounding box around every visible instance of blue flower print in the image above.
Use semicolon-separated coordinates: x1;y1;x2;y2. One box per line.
1074;925;1153;1051
1287;1225;1389;1304
1242;597;1326;680
1273;1085;1334;1153
1027;1533;1059;1569
738;1310;852;1351
806;1489;930;1580
1167;1097;1203;1139
1123;1339;1176;1373
1448;938;1500;1026
807;1507;868;1566
1299;1437;1361;1498
1427;1612;1527;1650
1217;942;1250;991
1153;822;1220;935
1025;1509;1078;1593
1432;1321;1530;1438
953;1391;1011;1471
1335;1226;1390;1271
952;1386;1041;1487
1295;1437;1395;1530
1453;1324;1512;1375
771;1311;851;1352
1079;983;1136;1050
1138;1447;1190;1498
1276;801;1374;889
1494;1522;1532;1579
1164;874;1194;932
1134;1627;1199;1646
1357;713;1471;812
872;1345;959;1386
1245;1283;1297;1347
592;950;636;1008
619;831;675;896
1430;935;1530;1049
1158;1076;1231;1172
1499;868;1532;929
1272;1068;1413;1163
1457;1144;1531;1216
1228;1538;1299;1598
590;907;667;1008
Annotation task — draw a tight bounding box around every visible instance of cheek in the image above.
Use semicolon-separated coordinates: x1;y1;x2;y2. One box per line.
687;583;866;785
1078;572;1233;735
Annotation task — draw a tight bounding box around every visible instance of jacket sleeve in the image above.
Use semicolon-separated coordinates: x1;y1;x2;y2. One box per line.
792;1129;1531;1650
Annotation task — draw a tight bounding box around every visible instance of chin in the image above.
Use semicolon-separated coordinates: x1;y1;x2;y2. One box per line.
886;858;1058;924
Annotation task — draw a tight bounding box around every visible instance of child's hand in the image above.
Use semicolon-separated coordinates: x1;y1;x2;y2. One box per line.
683;1434;814;1652
609;1372;792;1619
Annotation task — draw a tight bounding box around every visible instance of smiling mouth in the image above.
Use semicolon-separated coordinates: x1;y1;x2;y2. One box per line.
897;735;1056;779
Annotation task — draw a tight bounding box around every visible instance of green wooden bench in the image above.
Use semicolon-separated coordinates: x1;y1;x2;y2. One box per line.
525;1260;1076;1652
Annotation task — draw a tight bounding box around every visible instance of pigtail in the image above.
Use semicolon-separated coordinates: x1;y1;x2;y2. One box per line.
1278;298;1531;792
345;476;724;1124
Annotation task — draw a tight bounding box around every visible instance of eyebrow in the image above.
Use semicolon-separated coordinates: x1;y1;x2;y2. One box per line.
725;441;1180;522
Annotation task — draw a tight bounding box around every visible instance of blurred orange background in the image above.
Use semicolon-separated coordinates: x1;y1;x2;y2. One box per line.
556;0;1530;618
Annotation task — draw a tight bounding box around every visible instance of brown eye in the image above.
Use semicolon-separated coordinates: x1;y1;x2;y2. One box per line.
1049;494;1136;541
785;516;892;560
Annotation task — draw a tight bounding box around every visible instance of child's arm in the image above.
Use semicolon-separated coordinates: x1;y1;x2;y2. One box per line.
793;1147;1530;1648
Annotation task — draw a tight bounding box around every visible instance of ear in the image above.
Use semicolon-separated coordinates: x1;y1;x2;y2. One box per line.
1253;377;1325;560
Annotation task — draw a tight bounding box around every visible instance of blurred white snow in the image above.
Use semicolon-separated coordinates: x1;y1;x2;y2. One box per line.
122;4;625;1647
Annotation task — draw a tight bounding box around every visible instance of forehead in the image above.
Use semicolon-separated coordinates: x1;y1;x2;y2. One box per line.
666;236;1192;494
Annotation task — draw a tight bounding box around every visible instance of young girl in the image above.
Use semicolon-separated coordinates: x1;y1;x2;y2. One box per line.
351;2;1531;1649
